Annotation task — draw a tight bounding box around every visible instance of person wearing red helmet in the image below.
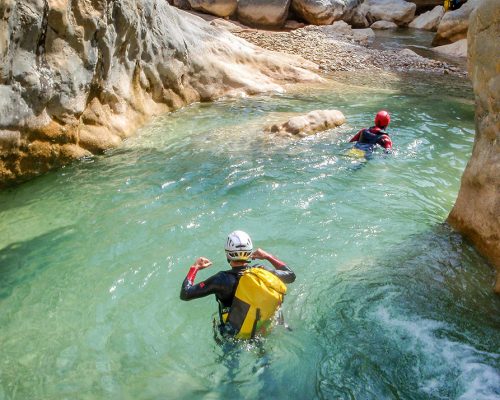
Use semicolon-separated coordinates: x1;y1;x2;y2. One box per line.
348;110;393;154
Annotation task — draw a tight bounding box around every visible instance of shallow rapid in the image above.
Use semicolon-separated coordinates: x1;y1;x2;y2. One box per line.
0;72;498;400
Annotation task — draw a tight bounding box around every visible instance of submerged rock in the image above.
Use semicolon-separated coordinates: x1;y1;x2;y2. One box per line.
447;0;500;292
0;0;320;186
267;109;346;137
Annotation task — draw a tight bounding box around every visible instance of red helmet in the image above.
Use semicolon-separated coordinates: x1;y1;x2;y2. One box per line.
375;110;390;128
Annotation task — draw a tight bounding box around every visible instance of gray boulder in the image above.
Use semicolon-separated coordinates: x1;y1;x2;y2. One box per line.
409;5;444;30
360;0;416;25
291;0;348;25
237;0;291;27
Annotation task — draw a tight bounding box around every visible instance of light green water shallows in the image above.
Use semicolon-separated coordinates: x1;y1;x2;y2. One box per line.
0;72;499;400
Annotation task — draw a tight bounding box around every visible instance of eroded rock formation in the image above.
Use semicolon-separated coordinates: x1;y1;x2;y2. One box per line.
0;0;319;186
448;0;500;292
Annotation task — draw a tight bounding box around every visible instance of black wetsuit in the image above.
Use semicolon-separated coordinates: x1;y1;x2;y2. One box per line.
180;264;296;310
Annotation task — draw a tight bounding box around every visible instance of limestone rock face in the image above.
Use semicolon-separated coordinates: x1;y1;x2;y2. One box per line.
291;0;350;25
267;109;346;137
447;0;500;292
188;0;237;17
409;5;444;30
0;0;319;186
432;0;479;46
361;0;416;25
237;0;291;27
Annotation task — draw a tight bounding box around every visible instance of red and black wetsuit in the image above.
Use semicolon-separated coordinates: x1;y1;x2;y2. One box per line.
349;126;392;153
180;264;295;309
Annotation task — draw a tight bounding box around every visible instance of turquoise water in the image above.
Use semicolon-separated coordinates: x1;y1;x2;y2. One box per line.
0;72;499;399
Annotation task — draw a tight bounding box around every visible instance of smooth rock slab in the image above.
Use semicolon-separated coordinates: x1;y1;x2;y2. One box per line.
267;109;346;137
409;5;444;30
432;38;467;58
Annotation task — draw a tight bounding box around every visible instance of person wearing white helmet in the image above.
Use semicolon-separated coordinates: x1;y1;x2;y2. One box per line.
180;230;295;339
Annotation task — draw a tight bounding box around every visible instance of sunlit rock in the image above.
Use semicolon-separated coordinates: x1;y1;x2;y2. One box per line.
448;0;500;293
432;38;467;58
432;0;479;46
267;110;346;137
0;0;320;186
409;5;444;30
360;0;416;26
291;0;353;25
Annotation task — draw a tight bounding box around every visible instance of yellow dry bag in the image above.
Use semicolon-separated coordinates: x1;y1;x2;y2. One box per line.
226;267;287;339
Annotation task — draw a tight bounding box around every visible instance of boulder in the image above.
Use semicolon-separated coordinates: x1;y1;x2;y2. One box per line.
170;0;192;10
291;0;348;25
371;20;398;29
267;109;346;137
352;28;375;44
0;1;320;186
447;0;500;292
409;5;444;30
432;0;479;46
188;0;237;17
237;0;291;27
361;0;416;25
407;0;443;12
432;38;467;58
343;5;370;28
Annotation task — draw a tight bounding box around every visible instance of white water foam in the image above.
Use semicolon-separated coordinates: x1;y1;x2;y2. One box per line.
374;306;500;399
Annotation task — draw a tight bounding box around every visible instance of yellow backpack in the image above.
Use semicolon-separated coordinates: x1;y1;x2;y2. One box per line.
223;267;287;339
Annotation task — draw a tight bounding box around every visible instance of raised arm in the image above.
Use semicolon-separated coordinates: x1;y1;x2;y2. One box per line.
252;248;296;284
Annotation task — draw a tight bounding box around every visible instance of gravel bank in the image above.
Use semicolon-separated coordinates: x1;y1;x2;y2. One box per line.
234;25;466;77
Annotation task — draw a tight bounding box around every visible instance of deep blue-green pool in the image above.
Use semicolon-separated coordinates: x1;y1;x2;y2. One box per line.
0;72;498;400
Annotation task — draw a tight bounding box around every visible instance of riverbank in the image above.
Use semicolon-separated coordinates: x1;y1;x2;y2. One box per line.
233;25;466;77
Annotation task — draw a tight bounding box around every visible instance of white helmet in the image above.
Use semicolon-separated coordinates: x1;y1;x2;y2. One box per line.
225;230;253;262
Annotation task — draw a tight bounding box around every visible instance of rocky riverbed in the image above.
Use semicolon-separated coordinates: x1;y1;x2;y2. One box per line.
232;24;465;77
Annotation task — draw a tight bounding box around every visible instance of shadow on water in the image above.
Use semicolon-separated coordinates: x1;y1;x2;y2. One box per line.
0;226;78;302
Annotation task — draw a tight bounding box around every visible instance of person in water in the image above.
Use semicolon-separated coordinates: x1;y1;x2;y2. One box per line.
180;230;295;338
349;110;392;154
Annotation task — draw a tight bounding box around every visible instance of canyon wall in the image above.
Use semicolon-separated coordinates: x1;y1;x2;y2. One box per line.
447;0;500;292
0;0;318;186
